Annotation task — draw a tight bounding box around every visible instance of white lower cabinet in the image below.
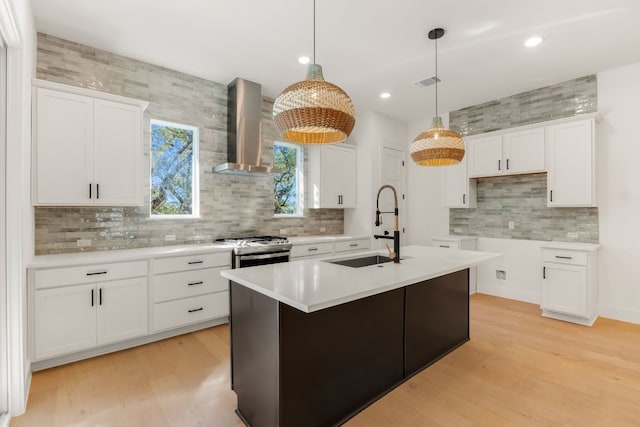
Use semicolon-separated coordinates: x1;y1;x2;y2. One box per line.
34;277;148;360
540;246;599;326
432;236;477;294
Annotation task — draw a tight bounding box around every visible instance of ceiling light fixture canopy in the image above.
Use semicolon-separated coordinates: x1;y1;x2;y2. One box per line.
272;0;356;144
410;28;465;166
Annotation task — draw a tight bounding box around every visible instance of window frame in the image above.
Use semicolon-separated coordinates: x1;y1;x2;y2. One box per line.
273;140;304;218
149;119;200;219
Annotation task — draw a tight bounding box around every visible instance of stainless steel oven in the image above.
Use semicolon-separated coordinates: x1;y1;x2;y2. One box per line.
216;236;292;268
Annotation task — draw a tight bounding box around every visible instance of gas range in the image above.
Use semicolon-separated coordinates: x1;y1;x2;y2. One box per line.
215;235;292;256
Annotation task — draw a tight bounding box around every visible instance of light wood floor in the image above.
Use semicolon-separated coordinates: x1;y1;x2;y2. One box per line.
11;294;640;426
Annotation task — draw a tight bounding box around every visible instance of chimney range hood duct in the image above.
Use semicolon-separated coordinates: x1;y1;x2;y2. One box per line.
213;78;282;175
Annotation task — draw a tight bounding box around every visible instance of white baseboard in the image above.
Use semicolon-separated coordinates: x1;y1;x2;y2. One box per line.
477;283;540;305
0;412;9;427
599;305;640;325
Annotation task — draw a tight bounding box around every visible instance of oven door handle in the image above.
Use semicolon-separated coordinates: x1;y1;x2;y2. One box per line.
238;252;291;262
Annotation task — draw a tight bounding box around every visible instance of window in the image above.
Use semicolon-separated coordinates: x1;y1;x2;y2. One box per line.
274;141;303;216
150;119;199;218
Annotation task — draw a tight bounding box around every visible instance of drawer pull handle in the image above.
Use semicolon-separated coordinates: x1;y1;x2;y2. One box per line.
99;288;103;305
188;281;204;286
188;307;204;313
543;266;546;279
349;243;358;247
308;247;318;252
555;256;573;260
440;245;450;248
86;271;108;276
91;289;94;307
188;260;204;265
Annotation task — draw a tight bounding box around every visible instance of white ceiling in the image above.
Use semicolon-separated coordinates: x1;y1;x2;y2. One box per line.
31;0;640;122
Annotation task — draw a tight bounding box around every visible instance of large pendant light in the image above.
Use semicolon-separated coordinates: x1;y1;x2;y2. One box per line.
410;28;465;166
272;0;356;144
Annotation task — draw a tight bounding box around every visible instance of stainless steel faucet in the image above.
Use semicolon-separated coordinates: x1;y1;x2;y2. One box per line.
374;185;400;263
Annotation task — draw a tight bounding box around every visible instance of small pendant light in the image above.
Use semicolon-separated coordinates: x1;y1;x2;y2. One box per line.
272;0;356;144
411;28;465;166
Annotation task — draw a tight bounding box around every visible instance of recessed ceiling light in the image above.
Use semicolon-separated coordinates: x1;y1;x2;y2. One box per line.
524;36;544;48
380;92;391;99
298;56;311;64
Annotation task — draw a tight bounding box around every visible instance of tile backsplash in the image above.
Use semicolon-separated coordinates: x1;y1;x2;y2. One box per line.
34;33;343;255
449;75;598;243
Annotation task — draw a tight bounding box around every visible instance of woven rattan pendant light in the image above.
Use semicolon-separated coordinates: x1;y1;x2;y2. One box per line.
272;0;356;144
410;28;465;166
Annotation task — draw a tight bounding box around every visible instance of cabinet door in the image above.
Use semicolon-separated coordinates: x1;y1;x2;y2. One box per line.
35;284;97;360
546;119;595;207
93;100;143;206
467;135;503;177
97;277;148;345
542;263;587;317
442;153;475;208
503;128;545;174
320;145;356;208
34;88;94;205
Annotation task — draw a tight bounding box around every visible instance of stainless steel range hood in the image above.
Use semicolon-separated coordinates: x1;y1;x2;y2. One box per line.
213;78;282;175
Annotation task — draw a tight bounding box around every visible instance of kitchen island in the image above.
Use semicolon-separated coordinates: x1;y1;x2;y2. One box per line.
221;245;499;427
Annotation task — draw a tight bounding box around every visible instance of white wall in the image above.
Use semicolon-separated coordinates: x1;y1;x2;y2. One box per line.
405;116;449;245
597;62;640;324
1;0;36;418
344;109;408;248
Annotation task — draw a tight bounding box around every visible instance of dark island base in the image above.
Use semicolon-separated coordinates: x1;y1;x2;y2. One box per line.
230;268;469;427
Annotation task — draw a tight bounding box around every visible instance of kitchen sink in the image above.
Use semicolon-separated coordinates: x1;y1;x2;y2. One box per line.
328;255;395;268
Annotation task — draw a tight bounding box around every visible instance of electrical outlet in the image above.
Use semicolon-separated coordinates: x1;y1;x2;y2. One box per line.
279;229;286;235
496;270;507;280
165;234;176;241
76;239;92;248
508;221;515;230
320;227;327;233
567;232;579;239
454;228;462;233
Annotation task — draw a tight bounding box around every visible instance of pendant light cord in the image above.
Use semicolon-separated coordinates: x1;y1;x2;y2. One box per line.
435;34;438;118
313;0;316;65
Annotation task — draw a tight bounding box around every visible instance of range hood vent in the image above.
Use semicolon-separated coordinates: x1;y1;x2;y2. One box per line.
213;78;282;175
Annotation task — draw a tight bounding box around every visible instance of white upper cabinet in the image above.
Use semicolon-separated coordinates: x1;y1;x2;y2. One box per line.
467;128;545;178
32;80;148;206
308;144;357;208
546;118;596;207
442;151;476;208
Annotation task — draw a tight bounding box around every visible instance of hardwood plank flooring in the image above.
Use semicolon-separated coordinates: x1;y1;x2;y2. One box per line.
11;294;640;426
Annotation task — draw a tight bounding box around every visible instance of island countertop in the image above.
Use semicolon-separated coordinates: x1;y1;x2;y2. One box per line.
221;245;501;313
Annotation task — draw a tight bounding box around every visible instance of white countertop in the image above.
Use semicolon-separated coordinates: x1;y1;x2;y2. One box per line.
221;245;501;313
540;241;601;252
288;234;370;244
431;235;478;242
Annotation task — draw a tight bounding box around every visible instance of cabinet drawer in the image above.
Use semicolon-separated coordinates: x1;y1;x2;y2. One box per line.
291;242;334;258
153;251;231;274
153;267;228;303
542;249;587;266
334;239;370;253
34;260;148;289
152;291;228;332
433;241;461;250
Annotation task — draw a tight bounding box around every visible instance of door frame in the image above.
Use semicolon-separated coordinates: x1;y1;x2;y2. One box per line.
378;142;408;244
0;39;7;421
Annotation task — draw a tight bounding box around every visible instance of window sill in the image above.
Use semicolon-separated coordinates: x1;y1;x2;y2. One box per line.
274;214;304;219
149;215;201;220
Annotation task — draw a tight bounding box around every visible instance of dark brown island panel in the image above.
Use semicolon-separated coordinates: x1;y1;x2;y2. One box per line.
230;268;469;427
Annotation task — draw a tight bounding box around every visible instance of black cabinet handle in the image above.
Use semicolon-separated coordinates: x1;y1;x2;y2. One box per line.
188;281;204;286
498;159;501;171
440;245;450;248
463;194;466;204
543;266;546;279
99;288;102;305
550;190;553;202
96;184;100;199
188;260;204;265
506;158;510;170
308;247;318;252
89;183;92;199
188;307;204;313
555;256;573;260
349;243;358;247
91;289;94;307
86;271;107;276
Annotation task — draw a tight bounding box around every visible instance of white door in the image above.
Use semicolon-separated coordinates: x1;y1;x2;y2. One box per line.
542;263;587;317
379;146;405;241
467;135;503;177
503;128;545;174
442;154;470;208
0;42;7;417
34;284;97;360
34;88;94;205
93;100;142;206
97;278;148;345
